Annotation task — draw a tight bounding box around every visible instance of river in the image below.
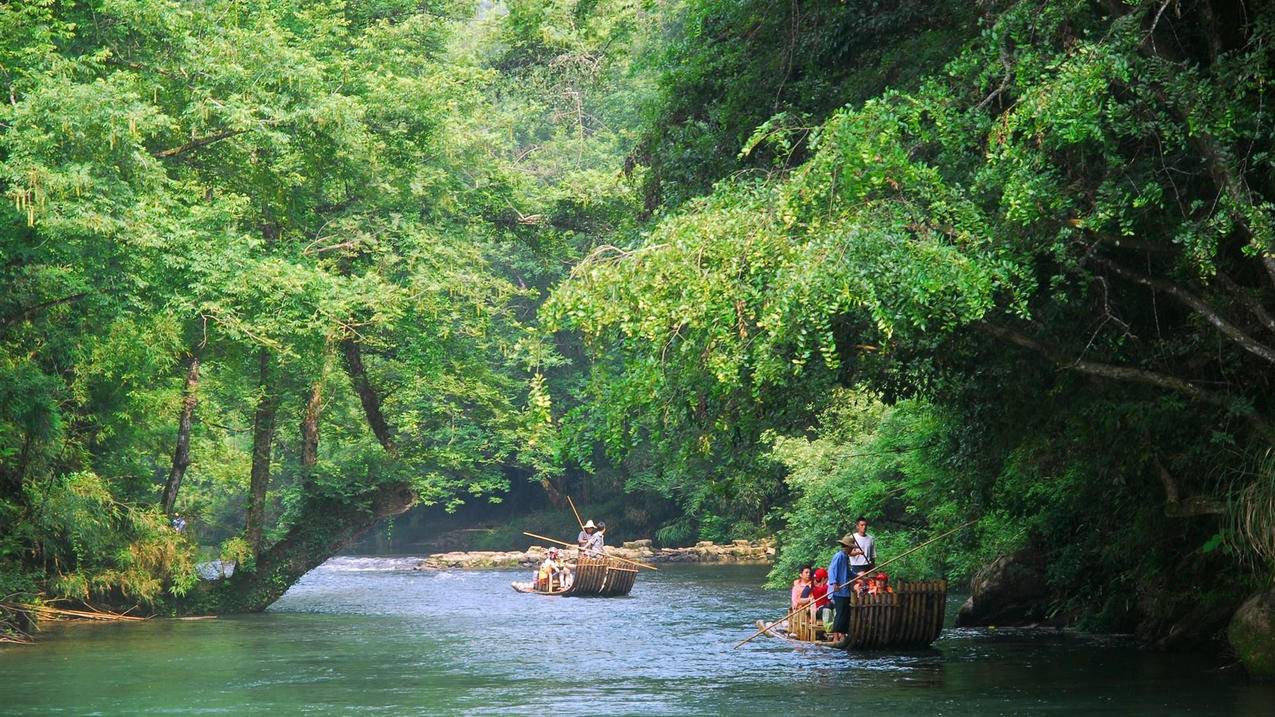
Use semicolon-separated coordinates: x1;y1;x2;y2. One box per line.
1;557;1269;715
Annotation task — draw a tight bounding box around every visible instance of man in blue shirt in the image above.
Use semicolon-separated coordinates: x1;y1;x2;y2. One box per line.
825;534;857;641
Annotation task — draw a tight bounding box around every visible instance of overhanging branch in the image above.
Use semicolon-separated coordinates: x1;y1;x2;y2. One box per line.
1090;256;1275;366
154;130;245;159
975;322;1229;406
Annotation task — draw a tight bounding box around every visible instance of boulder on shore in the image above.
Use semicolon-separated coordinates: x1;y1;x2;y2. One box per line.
956;549;1054;627
1229;588;1275;680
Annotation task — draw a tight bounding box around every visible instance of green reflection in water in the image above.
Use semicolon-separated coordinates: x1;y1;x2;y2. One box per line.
1;560;1268;715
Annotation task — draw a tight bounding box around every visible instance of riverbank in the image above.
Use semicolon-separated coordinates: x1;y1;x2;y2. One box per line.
414;538;774;570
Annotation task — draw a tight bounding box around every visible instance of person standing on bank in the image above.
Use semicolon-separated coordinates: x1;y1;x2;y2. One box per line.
825;534;856;641
849;517;876;591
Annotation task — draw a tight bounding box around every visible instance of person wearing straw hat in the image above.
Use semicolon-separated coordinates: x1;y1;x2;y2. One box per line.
583;520;606;557
577;520;597;549
825;533;859;641
537;548;563;591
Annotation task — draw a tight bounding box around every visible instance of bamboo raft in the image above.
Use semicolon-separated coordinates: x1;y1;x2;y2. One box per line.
761;580;948;649
510;556;639;597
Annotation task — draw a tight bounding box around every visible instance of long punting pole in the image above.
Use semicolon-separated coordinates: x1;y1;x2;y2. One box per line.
567;495;586;530
522;531;659;571
732;518;977;649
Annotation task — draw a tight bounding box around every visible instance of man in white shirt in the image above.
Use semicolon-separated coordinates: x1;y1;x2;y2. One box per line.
848;517;876;590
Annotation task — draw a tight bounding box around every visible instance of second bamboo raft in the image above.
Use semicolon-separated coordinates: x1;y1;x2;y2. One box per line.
510;556;638;597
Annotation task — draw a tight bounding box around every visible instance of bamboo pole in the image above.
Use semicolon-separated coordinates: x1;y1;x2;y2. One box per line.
567;495;586;530
1;602;147;622
523;531;659;570
733;519;976;649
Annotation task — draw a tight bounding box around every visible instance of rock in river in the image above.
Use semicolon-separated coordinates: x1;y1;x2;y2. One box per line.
1229;587;1275;680
955;548;1053;627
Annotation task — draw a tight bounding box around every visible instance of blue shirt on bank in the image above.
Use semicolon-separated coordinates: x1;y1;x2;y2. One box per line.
827;550;850;598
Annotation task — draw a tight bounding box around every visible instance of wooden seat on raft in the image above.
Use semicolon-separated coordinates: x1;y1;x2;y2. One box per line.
787;603;823;641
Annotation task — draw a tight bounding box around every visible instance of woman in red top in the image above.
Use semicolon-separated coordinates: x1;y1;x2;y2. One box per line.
809;567;831;622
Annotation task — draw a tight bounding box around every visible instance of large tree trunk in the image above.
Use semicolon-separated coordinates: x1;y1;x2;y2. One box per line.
245;350;279;555
174;337;418;614
161;353;200;514
299;379;322;473
341;338;395;454
181;482;417;613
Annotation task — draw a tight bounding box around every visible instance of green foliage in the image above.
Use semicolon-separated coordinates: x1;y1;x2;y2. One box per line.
14;471;196;604
545;0;1275;635
0;0;566;612
4;0;1275;642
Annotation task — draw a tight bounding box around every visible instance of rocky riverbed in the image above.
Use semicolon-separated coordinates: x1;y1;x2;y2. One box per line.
414;538;774;570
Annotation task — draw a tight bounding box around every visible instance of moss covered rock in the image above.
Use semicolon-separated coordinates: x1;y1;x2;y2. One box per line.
956;549;1053;627
1229;588;1275;680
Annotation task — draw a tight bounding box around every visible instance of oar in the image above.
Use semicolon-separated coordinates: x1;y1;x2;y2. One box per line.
523;531;659;571
733;519;977;649
567;495;586;530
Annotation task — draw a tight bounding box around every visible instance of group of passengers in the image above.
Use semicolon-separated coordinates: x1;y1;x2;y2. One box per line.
789;517;888;641
533;518;608;591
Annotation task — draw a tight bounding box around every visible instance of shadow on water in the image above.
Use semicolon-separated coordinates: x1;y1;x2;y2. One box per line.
0;557;1270;715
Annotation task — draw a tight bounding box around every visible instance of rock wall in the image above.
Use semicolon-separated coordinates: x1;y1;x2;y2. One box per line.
415;538;774;570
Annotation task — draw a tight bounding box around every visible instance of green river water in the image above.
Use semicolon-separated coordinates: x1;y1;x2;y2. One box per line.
1;558;1270;715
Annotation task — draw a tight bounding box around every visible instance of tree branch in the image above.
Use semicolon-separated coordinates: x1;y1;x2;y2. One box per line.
1090;256;1275;366
1155;455;1224;517
1214;271;1275;336
1;292;90;329
154;129;245;159
975;322;1230;406
341;337;396;455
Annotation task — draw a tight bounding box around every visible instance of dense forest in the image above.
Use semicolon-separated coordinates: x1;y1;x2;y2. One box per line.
3;0;1274;670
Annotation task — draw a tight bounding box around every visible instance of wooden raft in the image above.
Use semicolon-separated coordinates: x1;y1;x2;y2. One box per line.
767;580;947;649
510;556;638;597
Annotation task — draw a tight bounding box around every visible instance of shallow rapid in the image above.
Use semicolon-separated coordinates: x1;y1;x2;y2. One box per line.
1;558;1268;715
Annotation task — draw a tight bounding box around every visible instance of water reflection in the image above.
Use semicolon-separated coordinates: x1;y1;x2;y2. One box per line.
0;557;1268;716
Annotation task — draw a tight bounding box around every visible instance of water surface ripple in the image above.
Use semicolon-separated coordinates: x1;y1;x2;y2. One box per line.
1;557;1269;715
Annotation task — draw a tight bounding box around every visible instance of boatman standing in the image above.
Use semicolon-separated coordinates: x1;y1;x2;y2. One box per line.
578;520;597;549
583;520;606;557
849;516;876;589
826;534;857;641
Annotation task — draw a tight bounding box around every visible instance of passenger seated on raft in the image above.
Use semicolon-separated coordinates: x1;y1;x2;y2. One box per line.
790;565;814;610
809;567;832;625
536;548;564;590
866;572;892;594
